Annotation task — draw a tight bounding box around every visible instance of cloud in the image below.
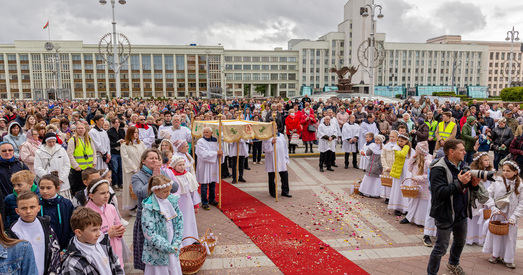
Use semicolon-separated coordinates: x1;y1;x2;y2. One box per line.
433;1;486;35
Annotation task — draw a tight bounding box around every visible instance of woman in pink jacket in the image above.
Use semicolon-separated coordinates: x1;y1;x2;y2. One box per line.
86;178;126;268
19;129;41;172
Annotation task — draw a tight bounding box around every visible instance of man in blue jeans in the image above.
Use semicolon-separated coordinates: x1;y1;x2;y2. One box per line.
427;139;483;275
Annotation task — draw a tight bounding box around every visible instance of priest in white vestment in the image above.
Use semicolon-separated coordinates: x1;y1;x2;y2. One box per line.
263;133;291;198
317;116;338;172
342;115;360;169
195;127;223;210
88;114;111;170
136;115;155;149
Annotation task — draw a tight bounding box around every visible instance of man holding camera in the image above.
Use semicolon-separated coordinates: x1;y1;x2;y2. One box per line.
427;139;481;275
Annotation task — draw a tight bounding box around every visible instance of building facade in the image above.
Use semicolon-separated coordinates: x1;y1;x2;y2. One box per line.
0;0;520;99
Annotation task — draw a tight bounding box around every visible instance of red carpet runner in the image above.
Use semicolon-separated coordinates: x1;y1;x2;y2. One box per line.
219;180;367;275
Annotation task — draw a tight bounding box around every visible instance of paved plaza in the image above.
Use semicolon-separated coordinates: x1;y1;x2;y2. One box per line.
120;149;523;275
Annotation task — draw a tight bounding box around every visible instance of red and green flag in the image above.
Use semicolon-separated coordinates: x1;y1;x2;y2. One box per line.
43;21;49;29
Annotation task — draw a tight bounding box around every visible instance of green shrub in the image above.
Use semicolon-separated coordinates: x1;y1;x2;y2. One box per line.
432;91;456;97
395;94;402;98
500;87;523;101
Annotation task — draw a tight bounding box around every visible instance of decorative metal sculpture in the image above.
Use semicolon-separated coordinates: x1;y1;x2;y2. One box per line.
329;65;359;93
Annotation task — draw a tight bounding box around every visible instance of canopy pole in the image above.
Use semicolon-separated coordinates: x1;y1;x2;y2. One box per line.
236;141;240;182
218;115;223;209
191;118;195;160
272;113;278;202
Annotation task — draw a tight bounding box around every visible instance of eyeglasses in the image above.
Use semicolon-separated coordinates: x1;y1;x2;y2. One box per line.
1;149;14;153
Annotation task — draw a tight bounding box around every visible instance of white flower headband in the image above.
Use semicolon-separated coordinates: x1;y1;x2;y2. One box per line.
100;168;110;178
151;180;174;191
504;160;521;174
398;134;409;140
473;152;488;162
89;180;110;194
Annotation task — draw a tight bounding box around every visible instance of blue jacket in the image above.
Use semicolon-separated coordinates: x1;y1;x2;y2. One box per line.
39;195;75;250
141;194;184;266
4;183;40;228
0;240;37;275
0;159;28;203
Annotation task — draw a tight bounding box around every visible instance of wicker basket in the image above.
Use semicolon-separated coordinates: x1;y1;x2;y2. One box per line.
489;213;509;236
400;178;420;198
353;180;361;195
199;228;218;255
483;208;492;220
179;236;207;274
380;174;393;187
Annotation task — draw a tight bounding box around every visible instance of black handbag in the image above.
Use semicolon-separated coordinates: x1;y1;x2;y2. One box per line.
307;124;316;132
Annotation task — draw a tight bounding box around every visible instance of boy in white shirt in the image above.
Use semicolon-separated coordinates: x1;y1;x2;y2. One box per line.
62;207;124;275
6;191;61;275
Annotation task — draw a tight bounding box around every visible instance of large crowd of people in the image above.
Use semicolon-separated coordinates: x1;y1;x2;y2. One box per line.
0;95;521;274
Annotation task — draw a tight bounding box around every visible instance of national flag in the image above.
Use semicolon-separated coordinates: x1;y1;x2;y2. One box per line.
43;21;49;29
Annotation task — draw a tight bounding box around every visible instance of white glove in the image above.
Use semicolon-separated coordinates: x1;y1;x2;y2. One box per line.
509;218;516;225
491;208;501;216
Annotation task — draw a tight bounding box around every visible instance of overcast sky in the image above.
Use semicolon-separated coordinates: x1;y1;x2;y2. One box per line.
1;0;522;50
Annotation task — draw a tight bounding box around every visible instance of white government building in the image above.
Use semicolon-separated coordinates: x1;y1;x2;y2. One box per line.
0;0;520;100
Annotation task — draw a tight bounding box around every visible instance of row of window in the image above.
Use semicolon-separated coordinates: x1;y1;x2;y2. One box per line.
224;64;297;71
490;52;523;61
225;73;297;81
224;56;297;63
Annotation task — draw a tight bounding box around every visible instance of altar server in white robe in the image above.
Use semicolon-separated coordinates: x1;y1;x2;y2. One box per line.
317;116;338;172
483;161;523;269
263;133;291;198
195;127;223;210
170;156;201;248
136;115;155;148
342;115;360;169
358;114;379;170
229;139;249;183
88;114;111;170
168;115;192;145
321;109;341;167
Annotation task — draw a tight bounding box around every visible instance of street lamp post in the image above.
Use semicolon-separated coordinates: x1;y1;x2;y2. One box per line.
452;57;461;94
99;0;126;98
362;0;384;99
506;26;520;88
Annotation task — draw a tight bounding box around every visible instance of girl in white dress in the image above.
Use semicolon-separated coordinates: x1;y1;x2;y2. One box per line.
401;141;432;226
467;152;494;245
359;134;384;198
170;156;201;248
381;130;399;202
387;133;412;216
483;161;523;269
359;133;374;173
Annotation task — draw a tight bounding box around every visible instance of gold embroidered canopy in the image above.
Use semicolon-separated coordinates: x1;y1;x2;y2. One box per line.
191;120;275;143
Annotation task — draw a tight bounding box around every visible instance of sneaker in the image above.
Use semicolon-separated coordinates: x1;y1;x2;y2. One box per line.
202;204;210;210
423;235;433;247
446;263;465;275
210;201;219;207
506;262;516;269
488;257;503;264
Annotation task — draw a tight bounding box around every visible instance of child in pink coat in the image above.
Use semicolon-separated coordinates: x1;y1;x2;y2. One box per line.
86;178;126;268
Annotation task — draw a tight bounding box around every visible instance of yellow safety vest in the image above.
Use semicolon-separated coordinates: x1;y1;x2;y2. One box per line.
425;120;438;137
438;121;456;140
71;137;94;170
